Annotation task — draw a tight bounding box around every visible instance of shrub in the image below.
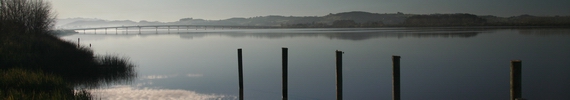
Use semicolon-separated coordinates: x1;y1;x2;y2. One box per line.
0;0;56;34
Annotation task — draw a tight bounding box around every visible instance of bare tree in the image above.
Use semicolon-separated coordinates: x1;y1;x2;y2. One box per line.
0;0;56;34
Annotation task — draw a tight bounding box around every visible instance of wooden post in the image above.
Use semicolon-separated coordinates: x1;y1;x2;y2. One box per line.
238;49;244;100
282;47;288;100
511;60;522;100
336;50;343;100
392;56;401;100
77;38;80;48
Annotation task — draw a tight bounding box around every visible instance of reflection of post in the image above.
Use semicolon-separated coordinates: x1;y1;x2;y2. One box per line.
336;50;343;100
237;49;244;100
392;56;401;100
282;47;288;100
105;28;107;34
511;60;522;100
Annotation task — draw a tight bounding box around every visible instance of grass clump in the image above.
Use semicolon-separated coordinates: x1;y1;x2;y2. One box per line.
0;68;91;100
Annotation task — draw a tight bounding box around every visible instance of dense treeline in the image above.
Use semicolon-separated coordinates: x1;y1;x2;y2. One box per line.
483;15;570;26
282;13;570;27
1;0;135;99
281;20;384;28
402;13;570;27
403;14;486;26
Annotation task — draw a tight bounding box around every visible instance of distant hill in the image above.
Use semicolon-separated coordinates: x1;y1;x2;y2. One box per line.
56;11;412;28
56;11;570;29
322;11;410;25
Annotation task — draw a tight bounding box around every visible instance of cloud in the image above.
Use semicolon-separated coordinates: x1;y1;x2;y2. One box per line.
89;86;236;100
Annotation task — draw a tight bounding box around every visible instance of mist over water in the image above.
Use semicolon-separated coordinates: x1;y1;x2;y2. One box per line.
61;28;570;100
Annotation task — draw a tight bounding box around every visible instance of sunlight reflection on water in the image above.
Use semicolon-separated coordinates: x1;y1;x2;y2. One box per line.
90;85;236;100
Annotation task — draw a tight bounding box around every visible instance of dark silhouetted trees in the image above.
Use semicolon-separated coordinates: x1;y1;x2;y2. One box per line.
403;13;486;26
482;15;570;26
0;0;56;34
332;20;358;27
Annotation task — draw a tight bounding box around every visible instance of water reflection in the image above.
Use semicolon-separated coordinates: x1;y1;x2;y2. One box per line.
57;28;486;41
62;27;570;40
178;28;485;40
90;85;235;100
518;28;570;36
139;74;203;80
140;75;178;80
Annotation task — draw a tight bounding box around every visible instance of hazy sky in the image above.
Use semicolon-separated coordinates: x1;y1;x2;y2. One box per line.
51;0;570;22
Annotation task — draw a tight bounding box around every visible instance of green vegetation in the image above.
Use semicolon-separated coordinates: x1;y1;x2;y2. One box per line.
1;0;136;99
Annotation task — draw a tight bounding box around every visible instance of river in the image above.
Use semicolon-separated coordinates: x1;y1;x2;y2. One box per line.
61;28;570;100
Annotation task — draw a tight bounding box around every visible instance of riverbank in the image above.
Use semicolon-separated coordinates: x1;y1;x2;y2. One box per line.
0;30;136;99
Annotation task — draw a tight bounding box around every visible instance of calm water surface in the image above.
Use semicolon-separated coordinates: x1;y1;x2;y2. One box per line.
61;28;570;100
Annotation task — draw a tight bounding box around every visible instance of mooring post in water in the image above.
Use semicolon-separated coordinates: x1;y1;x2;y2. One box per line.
77;38;80;48
336;50;343;100
392;55;401;100
511;60;522;100
282;47;288;100
237;48;244;100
